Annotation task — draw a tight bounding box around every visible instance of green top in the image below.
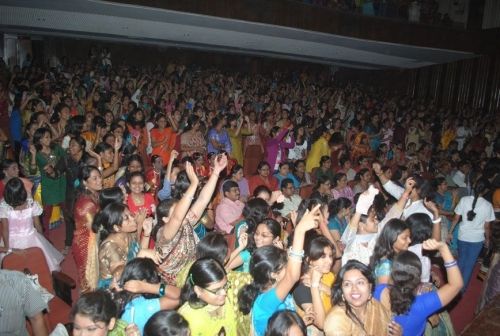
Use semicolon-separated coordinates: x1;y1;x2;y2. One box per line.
108;319;128;336
36;145;67;205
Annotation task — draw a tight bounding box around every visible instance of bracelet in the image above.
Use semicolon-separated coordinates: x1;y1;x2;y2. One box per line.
432;217;442;224
444;260;457;268
158;283;166;296
310;283;320;288
288;247;305;258
335;256;342;261
143;235;150;238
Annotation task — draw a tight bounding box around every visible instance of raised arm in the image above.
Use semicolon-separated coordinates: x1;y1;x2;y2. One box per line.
161;162;199;241
189;154;228;219
373;162;403;199
423;239;463;306
275;205;321;300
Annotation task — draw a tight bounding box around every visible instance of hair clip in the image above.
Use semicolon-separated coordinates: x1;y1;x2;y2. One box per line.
188;273;195;286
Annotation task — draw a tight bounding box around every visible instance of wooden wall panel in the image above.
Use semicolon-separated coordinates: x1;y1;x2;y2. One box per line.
472;57;490;110
487;55;500;114
456;59;473;108
442;62;458;107
429;64;443;103
417;67;430;100
408;55;499;117
407;70;417;97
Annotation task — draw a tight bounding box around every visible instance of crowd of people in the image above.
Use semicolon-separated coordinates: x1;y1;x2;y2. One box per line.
0;49;499;336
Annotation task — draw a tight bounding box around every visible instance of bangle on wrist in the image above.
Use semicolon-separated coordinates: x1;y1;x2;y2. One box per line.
288;247;304;259
311;283;320;288
432;217;442;224
444;260;457;269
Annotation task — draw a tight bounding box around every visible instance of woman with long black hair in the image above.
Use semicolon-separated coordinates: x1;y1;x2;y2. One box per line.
374;240;463;336
448;178;495;291
178;258;237;335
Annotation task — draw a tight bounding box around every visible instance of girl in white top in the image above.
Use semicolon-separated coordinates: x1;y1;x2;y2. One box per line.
449;179;495;290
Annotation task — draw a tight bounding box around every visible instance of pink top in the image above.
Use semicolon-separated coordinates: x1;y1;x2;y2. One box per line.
215;197;244;234
331;186;355;203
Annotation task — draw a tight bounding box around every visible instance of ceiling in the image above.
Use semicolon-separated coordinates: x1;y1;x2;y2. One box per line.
0;0;476;69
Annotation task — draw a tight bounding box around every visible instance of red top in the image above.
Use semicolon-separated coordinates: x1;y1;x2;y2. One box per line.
127;192;157;217
248;174;279;196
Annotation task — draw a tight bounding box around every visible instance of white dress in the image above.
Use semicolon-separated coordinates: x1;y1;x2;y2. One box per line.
0;199;64;272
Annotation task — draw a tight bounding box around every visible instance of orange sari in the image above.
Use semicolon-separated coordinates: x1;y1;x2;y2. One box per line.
150;127;177;165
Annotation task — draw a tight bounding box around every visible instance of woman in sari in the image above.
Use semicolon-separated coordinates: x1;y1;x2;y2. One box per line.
324;260;400;336
153;155;228;285
243;111;265;177
150;113;176;165
92;202;159;289
72;165;102;293
227;115;252;165
351;132;372;163
180;115;206;158
248;161;279;196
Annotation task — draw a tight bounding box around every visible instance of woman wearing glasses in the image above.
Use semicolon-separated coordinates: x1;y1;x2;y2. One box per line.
178;258;237;336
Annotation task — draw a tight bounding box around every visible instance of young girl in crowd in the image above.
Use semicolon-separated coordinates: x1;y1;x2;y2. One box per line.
327;197;352;243
117;258;180;334
143;311;189;336
226;218;283;272
293;234;335;332
154;156;227;285
0;177;63;271
374;240;463;336
126;172;156;217
71;290;129;336
92;202;158;289
178;258;237;335
266;310;307;336
238;204;321;336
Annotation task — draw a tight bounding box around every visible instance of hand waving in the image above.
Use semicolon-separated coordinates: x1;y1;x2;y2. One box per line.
214;153;228;174
185;162;199;185
296;204;322;233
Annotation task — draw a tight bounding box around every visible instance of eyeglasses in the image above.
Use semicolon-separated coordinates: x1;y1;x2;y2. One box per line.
203;281;230;296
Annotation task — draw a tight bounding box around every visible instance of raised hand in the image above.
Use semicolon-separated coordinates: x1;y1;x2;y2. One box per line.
185;161;199;184
142;217;154;236
238;232;248;249
422;238;445;251
170;149;179;162
213;153;228;173
29;144;37;156
296;204;322;233
372;162;382;175
404;177;416;192
273;238;284;250
424;199;439;214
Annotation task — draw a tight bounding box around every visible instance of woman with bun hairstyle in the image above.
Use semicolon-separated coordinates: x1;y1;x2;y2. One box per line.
72;165;102;293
